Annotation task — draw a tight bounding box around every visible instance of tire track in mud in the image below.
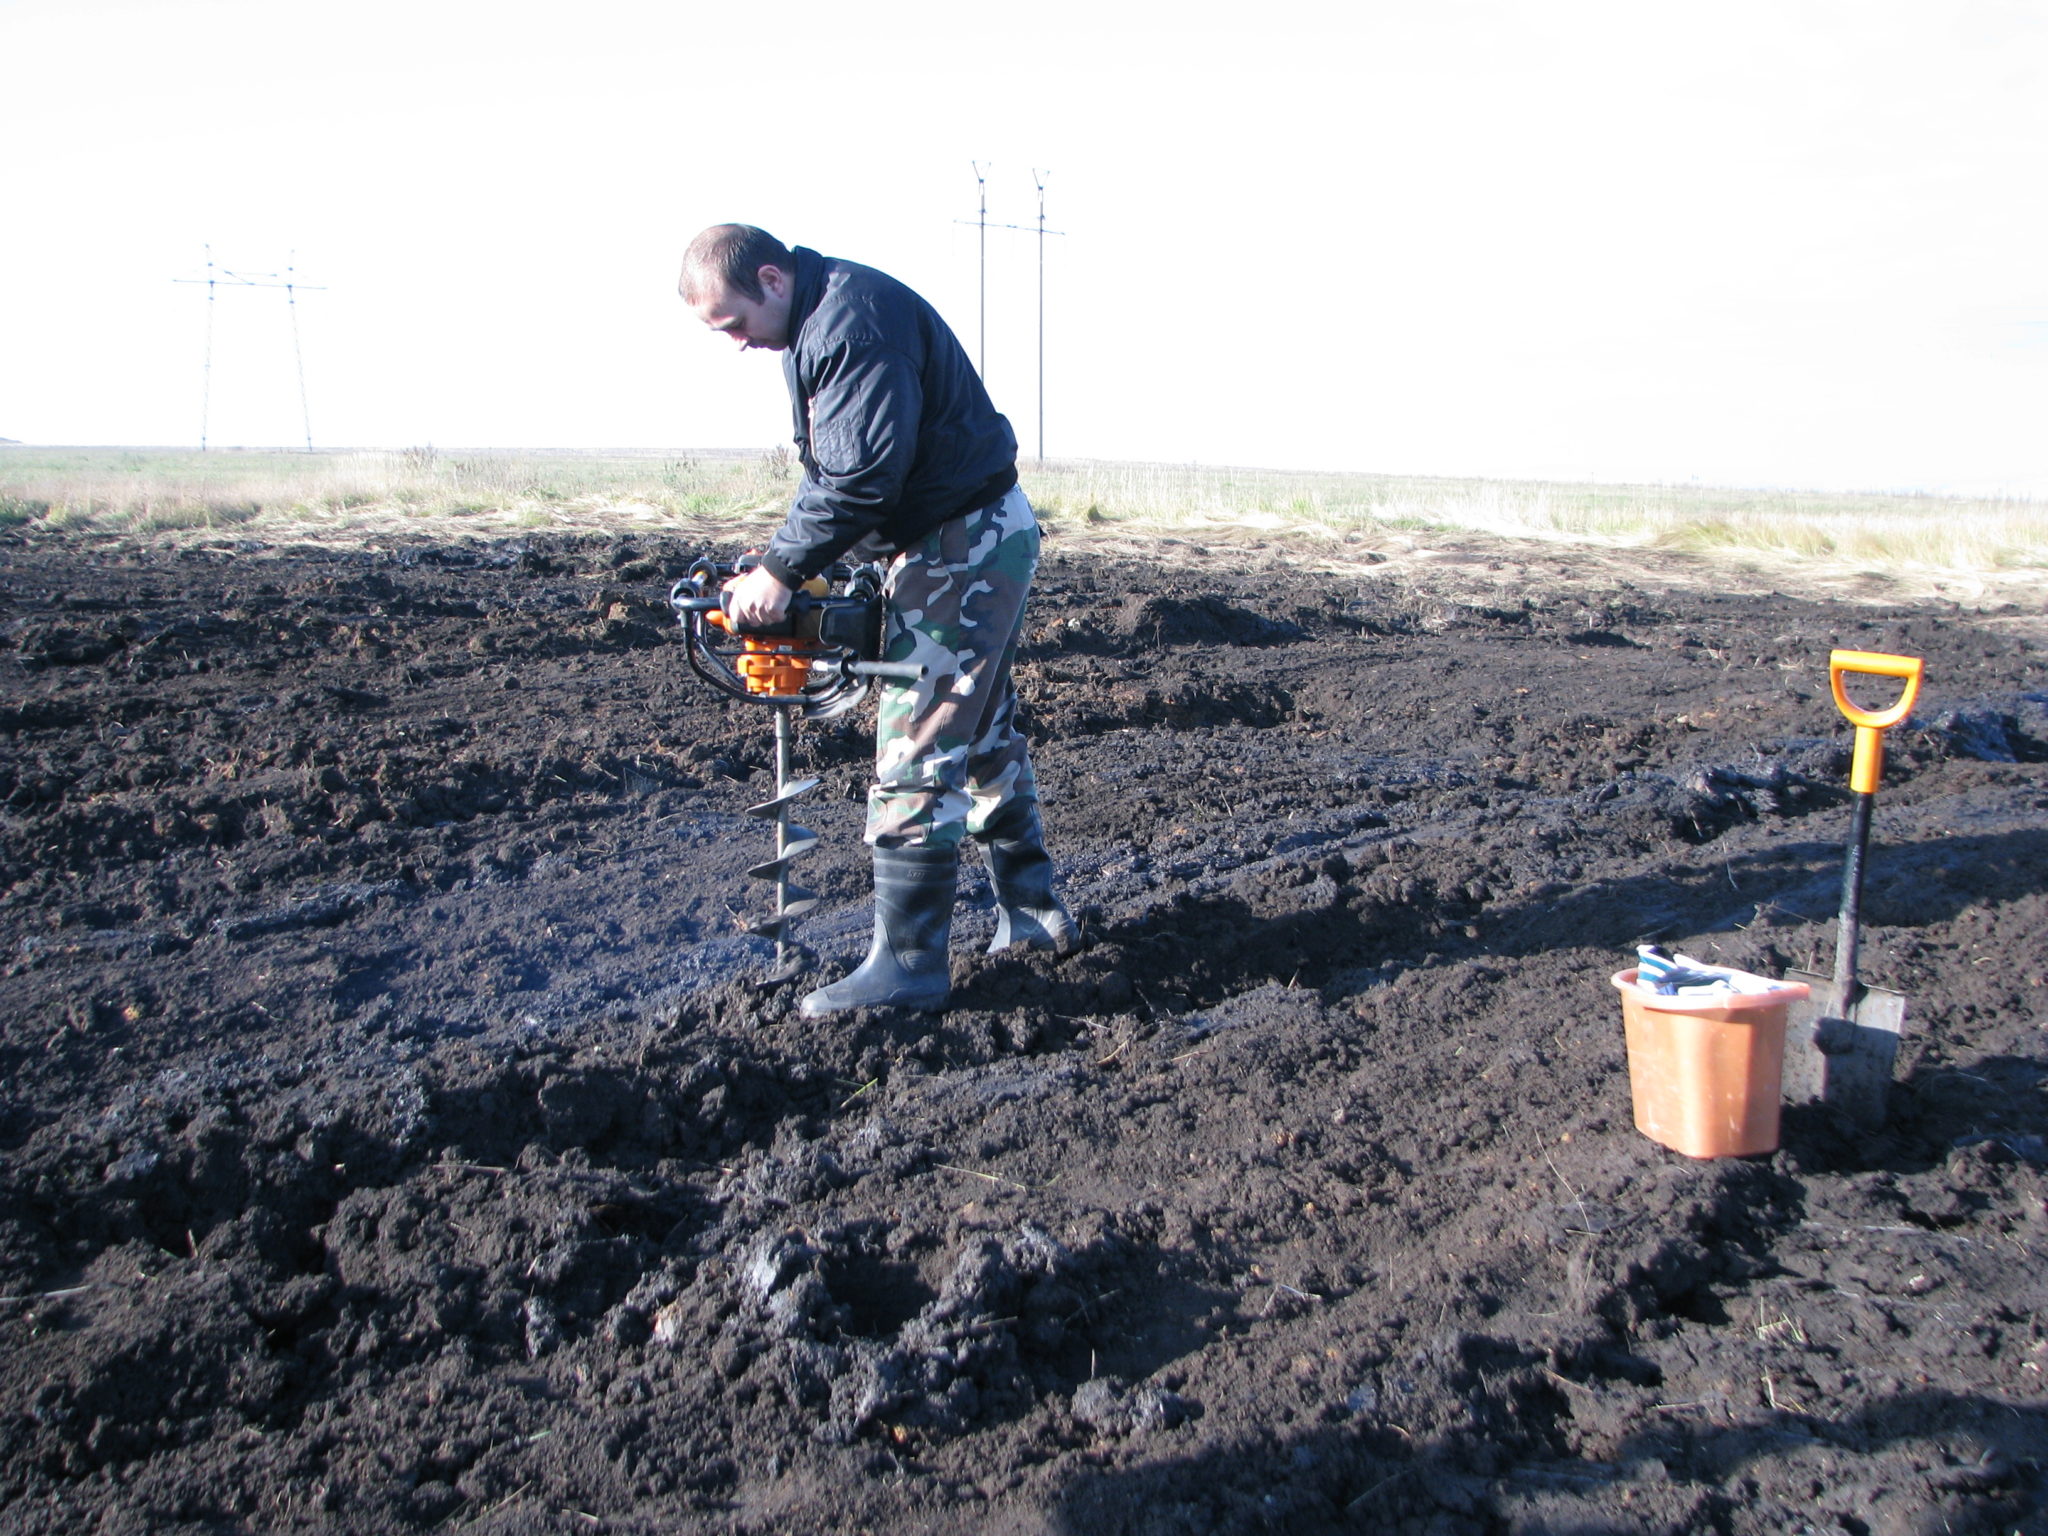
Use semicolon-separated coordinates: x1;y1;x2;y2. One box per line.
2;529;2045;1533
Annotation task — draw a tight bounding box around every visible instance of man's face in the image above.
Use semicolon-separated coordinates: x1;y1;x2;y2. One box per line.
687;265;794;352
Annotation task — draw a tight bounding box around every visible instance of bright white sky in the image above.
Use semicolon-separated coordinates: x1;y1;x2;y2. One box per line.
4;0;2045;495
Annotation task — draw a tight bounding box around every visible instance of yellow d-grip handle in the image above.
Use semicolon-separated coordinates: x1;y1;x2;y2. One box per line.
1829;649;1923;795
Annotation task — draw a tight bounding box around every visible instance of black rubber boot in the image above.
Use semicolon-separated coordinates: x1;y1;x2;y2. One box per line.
977;801;1079;955
798;843;958;1017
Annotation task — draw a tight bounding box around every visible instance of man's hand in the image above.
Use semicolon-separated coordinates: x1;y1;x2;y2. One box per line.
722;565;794;630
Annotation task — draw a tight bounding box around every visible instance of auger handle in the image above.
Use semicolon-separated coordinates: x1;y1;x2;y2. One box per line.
668;590;795;630
1829;650;1924;795
850;659;926;683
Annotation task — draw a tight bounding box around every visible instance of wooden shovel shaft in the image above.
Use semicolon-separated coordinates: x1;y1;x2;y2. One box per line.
1831;790;1874;1019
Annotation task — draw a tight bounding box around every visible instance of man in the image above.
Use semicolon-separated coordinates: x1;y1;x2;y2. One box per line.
678;223;1077;1017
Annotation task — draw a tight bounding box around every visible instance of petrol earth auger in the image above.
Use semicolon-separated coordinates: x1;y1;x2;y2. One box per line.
668;555;924;988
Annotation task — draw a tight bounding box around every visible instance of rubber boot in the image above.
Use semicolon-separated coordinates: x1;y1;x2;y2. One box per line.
978;801;1080;955
798;843;958;1017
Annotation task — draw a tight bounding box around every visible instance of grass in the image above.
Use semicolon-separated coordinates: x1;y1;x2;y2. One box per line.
1;446;2043;578
1019;461;2048;574
0;447;801;541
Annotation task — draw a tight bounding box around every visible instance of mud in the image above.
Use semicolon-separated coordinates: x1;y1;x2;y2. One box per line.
1;522;2044;1536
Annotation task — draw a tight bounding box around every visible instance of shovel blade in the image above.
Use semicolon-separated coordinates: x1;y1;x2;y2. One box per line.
1782;969;1906;1130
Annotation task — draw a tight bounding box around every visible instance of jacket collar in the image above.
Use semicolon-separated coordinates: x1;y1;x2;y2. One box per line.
786;246;827;345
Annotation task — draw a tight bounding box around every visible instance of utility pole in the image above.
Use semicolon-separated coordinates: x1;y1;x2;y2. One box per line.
971;161;989;377
174;246;324;451
1032;169;1049;462
956;166;1065;459
285;253;313;452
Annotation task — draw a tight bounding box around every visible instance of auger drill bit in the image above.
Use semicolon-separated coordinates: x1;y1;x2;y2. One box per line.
745;704;821;987
669;556;923;993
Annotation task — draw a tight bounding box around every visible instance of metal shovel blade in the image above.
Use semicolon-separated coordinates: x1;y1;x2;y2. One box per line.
1782;969;1906;1130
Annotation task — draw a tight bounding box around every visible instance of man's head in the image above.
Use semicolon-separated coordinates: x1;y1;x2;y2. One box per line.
680;224;797;352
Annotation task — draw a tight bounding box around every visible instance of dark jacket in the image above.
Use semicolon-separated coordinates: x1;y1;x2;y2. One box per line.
760;247;1018;586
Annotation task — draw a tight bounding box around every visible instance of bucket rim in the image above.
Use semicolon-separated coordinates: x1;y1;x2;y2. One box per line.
1611;968;1810;1014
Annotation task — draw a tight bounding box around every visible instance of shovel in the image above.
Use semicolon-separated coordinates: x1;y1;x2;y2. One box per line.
1782;649;1925;1129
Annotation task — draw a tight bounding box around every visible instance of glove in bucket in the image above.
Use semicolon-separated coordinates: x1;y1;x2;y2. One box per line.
1611;969;1811;1158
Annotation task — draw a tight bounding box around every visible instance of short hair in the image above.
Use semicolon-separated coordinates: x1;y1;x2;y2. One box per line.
680;224;794;303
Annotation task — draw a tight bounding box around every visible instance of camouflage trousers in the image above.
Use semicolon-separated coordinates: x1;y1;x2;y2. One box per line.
867;487;1042;850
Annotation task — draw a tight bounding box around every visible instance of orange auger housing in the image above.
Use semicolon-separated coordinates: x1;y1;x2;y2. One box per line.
706;605;826;698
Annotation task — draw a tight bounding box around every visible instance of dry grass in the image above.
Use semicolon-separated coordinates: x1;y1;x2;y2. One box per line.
4;448;2043;592
1019;460;2048;575
0;447;798;542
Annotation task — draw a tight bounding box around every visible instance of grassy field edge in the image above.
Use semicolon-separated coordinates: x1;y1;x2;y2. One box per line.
3;445;2043;582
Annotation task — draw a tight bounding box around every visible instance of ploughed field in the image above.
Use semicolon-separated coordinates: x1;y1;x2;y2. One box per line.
1;525;2045;1536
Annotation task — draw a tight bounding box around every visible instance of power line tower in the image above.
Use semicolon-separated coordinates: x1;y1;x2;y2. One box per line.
174;246;323;451
957;164;1066;459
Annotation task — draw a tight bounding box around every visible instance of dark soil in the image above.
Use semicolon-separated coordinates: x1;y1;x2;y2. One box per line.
2;524;2045;1536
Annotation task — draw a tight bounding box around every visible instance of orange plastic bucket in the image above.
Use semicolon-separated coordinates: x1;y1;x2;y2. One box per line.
1610;969;1810;1158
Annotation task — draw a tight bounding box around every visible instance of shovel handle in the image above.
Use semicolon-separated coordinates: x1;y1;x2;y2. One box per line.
1829;650;1923;795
